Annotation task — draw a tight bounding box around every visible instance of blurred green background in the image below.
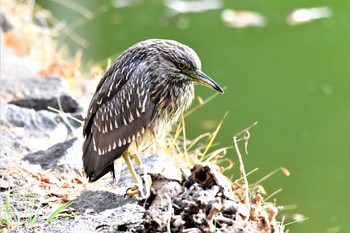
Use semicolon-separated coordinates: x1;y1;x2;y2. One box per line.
37;0;349;232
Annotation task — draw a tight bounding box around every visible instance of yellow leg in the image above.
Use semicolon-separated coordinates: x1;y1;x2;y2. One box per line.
123;152;151;198
122;152;140;184
132;153;143;167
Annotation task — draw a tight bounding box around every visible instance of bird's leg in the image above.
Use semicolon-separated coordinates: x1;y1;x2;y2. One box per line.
132;153;143;167
136;154;152;199
131;153;148;191
124;153;152;199
122;152;140;184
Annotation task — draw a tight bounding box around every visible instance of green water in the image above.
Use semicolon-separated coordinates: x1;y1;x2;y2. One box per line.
37;0;350;232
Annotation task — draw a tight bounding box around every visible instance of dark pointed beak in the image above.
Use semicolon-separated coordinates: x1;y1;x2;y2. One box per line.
194;70;224;94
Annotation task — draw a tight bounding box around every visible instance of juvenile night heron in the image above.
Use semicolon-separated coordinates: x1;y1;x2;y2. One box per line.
82;39;223;184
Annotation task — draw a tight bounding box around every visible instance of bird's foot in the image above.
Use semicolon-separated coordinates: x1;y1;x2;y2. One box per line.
125;165;152;200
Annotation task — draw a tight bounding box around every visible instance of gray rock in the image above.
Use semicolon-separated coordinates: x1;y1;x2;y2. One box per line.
0;104;82;160
117;153;181;187
23;137;83;174
0;121;30;158
0;75;71;101
71;190;136;213
0;104;60;157
9;94;81;113
1;104;82;136
0;46;35;81
0;45;72;103
11;203;145;233
97;203;145;231
1;104;59;130
0;10;13;32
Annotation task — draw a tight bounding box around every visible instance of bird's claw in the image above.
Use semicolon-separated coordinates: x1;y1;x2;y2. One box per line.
124;166;152;200
125;184;143;197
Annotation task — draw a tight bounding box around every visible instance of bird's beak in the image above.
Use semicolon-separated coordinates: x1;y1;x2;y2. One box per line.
194;70;224;94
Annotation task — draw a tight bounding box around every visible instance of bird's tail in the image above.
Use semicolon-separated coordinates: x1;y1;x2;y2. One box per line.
82;133;127;182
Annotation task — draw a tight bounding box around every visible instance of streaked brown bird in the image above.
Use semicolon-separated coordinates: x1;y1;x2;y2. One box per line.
82;39;223;184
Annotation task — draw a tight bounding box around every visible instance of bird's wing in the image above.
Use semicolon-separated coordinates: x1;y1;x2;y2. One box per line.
83;61;129;135
82;62;155;182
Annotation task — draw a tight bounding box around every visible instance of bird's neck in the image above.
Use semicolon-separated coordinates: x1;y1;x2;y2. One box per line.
151;80;194;128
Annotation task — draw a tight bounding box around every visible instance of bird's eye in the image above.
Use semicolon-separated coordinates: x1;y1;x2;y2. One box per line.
177;62;187;70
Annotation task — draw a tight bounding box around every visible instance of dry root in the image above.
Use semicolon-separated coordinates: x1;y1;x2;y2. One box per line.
139;163;284;233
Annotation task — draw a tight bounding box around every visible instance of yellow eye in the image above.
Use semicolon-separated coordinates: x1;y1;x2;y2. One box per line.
177;63;186;70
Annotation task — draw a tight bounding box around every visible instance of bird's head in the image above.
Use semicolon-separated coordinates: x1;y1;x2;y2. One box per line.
130;39;224;94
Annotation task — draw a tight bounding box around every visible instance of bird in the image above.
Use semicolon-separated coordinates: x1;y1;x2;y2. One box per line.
82;39;224;184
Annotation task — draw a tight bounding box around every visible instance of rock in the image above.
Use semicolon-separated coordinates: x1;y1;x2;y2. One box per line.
1;45;71;102
97;203;145;231
0;121;30;158
0;104;62;155
0;45;35;81
9;94;81;113
11;203;145;233
1;104;82;136
23;137;83;174
0;10;13;32
0;75;71;101
1;104;59;130
0;103;82;159
71;190;136;213
117;153;181;187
